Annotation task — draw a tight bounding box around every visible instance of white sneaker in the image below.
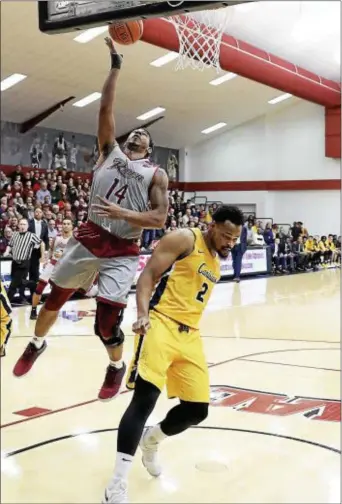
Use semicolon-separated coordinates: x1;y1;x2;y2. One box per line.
139;427;162;477
102;478;128;503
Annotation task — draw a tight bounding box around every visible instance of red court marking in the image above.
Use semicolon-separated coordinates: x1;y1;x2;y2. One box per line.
1;359;226;429
14;407;51;417
2;349;331;429
1;392;130;429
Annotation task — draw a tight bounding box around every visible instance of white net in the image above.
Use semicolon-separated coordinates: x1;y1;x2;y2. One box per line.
167;7;230;72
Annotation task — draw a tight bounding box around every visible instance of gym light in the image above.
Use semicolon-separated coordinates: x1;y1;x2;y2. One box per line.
150;52;179;67
201;122;227;135
74;26;108;43
268;93;292;105
137;107;166;120
210;73;237;86
1;73;27;92
73;92;102;107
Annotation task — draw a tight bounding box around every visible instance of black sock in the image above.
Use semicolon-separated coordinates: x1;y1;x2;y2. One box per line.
117;375;160;456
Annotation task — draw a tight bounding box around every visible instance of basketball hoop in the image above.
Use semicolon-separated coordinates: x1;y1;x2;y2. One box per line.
167;5;230;72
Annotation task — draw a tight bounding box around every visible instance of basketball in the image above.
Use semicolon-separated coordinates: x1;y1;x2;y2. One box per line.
108;20;143;45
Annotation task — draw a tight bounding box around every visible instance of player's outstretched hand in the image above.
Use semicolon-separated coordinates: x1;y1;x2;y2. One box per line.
105;36;117;54
91;196;123;220
132;316;151;335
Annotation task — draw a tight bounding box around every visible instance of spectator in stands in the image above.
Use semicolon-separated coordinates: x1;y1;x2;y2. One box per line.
10;165;23;184
9;217;19;232
246;220;254;245
291;222;302;241
0;227;13;256
251;226;265;246
298;221;309;237
326;235;337;263
28;208;49;295
167;219;178;233
282;236;295;272
273;238;287;274
47;219;58;240
318;236;332;264
36;180;51;204
292;236;308;270
263;222;275;252
49;181;61;204
26;201;35;220
305;235;320;270
0;171;10;190
0;198;8;217
141;229;156;251
4;218;41;305
182;208;191;226
231;224;247;283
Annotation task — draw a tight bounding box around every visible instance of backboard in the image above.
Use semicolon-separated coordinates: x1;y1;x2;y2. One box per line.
38;1;237;34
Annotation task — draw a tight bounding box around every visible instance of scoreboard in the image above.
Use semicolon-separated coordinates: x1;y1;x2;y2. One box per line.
38;1;232;33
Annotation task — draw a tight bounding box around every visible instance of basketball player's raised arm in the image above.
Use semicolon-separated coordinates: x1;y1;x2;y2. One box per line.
133;230;194;334
97;37;122;157
92;170;169;229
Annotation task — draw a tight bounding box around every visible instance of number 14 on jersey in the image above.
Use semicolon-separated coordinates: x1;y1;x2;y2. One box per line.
105;178;128;204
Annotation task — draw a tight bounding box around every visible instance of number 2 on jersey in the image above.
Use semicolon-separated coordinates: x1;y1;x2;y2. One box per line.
196;282;209;303
105;178;128;204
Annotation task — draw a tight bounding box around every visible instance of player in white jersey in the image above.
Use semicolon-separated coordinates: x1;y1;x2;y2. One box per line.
29;218;73;321
13;37;169;402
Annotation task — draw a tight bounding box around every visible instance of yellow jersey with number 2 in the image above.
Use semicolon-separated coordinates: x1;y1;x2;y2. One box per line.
150;228;221;329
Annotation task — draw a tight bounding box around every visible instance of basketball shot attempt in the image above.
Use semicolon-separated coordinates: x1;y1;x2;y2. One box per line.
13;36;169;402
102;206;244;503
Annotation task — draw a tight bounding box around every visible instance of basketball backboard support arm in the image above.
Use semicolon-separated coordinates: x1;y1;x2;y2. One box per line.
38;1;253;34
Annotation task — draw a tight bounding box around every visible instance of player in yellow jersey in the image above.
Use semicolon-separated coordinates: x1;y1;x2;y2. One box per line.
0;281;12;357
102;205;244;504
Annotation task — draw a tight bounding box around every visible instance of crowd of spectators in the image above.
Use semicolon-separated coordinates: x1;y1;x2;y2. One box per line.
245;218;341;274
0;165;340;279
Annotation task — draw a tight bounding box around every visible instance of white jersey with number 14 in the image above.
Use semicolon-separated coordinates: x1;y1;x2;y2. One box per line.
87;145;158;240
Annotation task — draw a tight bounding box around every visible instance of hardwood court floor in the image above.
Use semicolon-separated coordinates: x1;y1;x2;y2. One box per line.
1;269;340;503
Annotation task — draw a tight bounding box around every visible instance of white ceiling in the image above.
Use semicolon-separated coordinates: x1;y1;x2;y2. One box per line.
0;1;340;149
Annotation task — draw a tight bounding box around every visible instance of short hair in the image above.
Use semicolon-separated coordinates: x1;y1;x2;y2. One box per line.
141;128;155;153
212;205;244;227
19;218;28;224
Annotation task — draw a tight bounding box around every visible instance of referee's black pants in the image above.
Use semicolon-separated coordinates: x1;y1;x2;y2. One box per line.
7;260;30;302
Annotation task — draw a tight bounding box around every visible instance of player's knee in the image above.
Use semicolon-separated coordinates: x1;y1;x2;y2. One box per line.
35;280;47;296
182;401;209;425
132;375;160;416
44;282;74;311
95;301;125;347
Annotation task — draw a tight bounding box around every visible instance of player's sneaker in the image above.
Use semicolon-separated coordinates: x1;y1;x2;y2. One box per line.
139;427;162;477
98;362;126;401
13;341;47;377
30;307;38;320
102;478;128;503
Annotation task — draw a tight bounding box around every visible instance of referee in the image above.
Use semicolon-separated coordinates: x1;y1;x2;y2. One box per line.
4;218;41;305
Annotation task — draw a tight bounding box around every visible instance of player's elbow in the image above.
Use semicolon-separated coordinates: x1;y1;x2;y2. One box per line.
152;210;167;229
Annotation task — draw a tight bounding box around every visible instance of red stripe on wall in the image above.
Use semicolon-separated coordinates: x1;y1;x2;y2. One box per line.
170;180;341;192
1;165;339;191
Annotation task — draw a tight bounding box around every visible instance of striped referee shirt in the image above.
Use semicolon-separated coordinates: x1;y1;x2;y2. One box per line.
9;232;41;262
